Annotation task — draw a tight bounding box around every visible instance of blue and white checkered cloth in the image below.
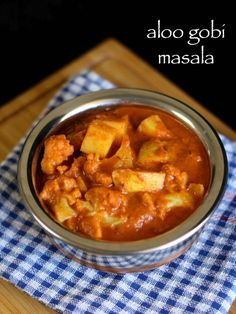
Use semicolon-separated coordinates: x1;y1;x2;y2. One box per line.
0;70;236;314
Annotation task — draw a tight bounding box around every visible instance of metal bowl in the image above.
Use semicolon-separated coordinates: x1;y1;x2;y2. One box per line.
17;88;228;273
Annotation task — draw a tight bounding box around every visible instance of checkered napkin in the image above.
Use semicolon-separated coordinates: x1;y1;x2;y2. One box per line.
0;70;236;314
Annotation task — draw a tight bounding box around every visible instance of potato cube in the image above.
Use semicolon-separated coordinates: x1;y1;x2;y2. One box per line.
138;139;169;166
101;116;129;142
188;183;204;197
100;212;126;227
162;192;193;209
114;135;134;168
98;135;134;170
156;192;193;220
112;169;165;192
53;197;76;222
80;121;116;157
138;115;171;139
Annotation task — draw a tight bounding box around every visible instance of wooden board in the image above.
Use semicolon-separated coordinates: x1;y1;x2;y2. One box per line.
0;38;235;313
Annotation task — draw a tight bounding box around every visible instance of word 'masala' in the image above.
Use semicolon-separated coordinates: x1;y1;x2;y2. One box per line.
158;45;214;64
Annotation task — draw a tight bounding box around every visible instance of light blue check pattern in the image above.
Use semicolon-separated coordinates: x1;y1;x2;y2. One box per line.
0;70;235;314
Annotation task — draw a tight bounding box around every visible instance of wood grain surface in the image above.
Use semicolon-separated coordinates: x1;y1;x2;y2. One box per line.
0;38;235;313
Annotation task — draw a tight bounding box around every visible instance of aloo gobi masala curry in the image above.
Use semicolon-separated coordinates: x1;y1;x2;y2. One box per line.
38;105;210;241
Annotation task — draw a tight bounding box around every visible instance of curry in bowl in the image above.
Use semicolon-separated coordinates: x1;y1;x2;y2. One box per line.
38;105;210;241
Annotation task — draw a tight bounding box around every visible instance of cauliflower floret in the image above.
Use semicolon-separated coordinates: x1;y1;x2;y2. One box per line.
85;187;127;213
40;176;81;205
162;164;188;192
83;154;113;186
41;135;74;175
